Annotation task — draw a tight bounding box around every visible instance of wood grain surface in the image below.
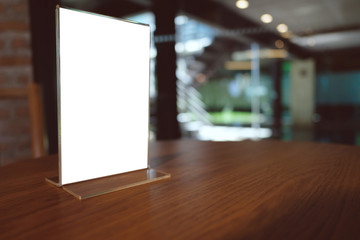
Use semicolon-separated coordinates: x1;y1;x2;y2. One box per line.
1;140;360;240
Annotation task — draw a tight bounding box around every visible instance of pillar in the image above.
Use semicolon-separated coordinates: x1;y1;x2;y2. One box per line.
153;0;181;140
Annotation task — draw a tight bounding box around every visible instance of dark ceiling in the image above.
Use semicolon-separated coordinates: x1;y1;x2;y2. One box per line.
61;0;360;71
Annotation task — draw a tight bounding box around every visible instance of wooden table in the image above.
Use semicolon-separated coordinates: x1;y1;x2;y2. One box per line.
1;140;360;239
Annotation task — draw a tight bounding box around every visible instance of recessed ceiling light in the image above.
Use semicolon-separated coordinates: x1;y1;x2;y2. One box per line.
260;14;273;23
277;24;288;33
236;0;249;9
275;40;284;48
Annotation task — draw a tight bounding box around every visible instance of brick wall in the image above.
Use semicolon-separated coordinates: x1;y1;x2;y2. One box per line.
0;0;33;165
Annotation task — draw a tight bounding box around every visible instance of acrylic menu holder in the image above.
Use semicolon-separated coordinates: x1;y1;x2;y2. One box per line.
46;169;170;200
46;6;170;200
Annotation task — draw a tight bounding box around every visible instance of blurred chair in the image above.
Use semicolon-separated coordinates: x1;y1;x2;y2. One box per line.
0;82;46;159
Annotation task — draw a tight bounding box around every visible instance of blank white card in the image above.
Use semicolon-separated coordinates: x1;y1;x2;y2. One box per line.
58;7;150;185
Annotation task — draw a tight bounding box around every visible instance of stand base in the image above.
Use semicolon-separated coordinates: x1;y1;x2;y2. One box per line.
46;168;170;200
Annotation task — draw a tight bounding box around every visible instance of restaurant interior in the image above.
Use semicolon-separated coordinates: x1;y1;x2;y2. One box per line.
1;0;360;165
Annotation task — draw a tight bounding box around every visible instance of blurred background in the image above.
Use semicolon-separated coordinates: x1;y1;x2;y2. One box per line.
1;0;360;165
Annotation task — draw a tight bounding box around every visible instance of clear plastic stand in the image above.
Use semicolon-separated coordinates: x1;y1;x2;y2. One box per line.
46;7;171;199
46;169;170;200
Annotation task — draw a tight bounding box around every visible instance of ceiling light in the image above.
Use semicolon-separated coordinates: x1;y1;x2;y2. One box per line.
275;40;284;48
260;14;273;23
236;0;249;9
277;24;288;33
